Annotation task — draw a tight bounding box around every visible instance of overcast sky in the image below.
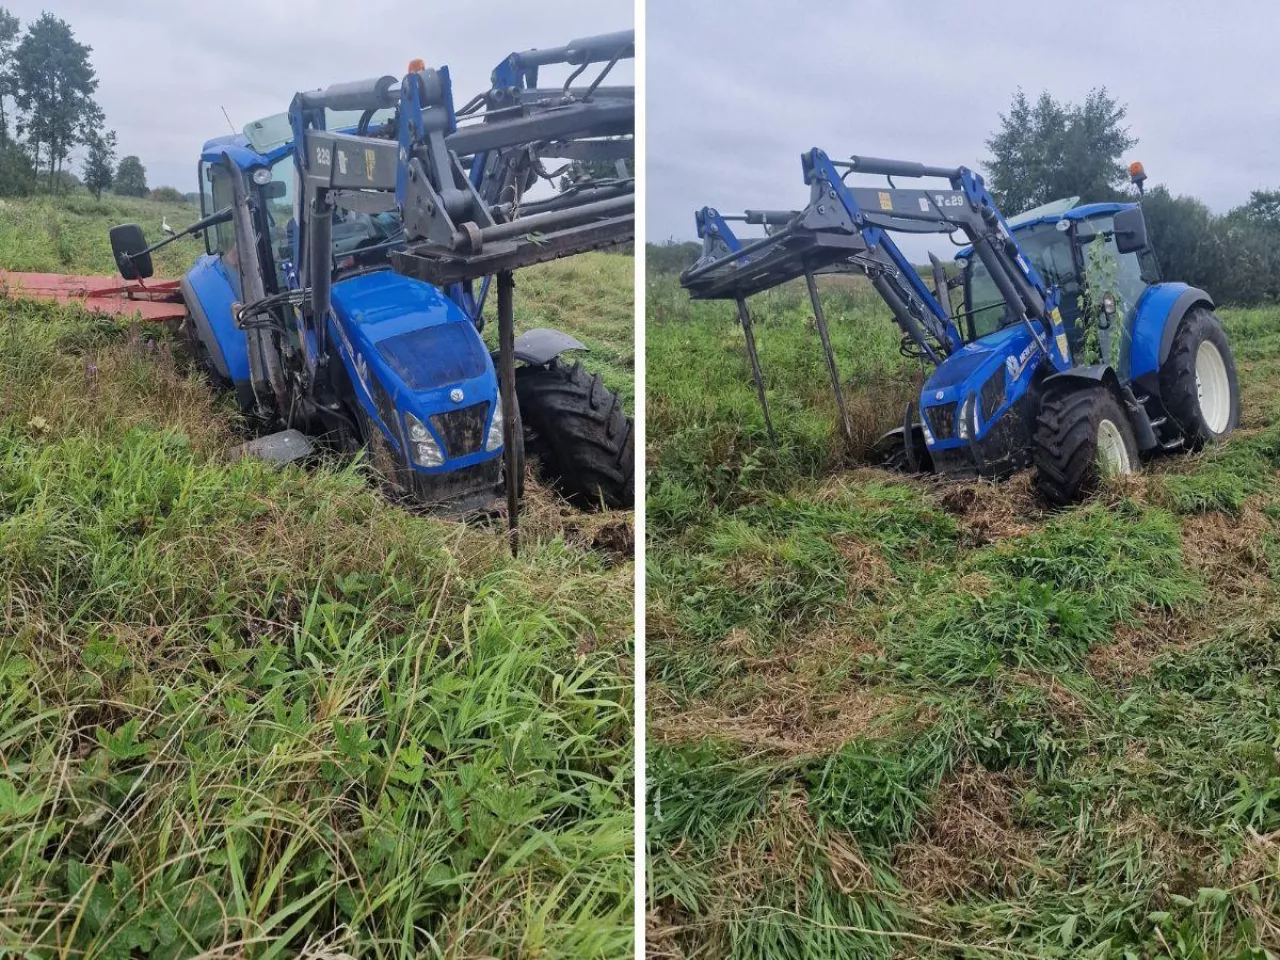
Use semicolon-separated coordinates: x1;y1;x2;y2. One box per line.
648;0;1280;259
10;0;632;192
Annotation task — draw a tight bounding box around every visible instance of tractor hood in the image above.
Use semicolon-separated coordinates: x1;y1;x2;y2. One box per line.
328;271;501;476
923;323;1036;399
918;322;1043;468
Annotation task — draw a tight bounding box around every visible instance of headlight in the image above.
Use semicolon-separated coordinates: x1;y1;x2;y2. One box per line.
404;412;444;467
485;395;505;452
958;397;973;440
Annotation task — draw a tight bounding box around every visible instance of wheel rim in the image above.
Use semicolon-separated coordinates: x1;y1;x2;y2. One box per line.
1195;340;1231;434
1096;418;1133;476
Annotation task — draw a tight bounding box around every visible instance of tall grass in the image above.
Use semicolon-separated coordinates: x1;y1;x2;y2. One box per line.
0;193;203;277
0;289;635;955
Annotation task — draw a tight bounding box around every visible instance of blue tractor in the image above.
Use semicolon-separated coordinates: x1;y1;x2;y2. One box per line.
681;150;1239;504
109;32;635;532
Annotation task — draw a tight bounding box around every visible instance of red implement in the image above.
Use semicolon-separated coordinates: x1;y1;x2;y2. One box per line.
0;271;188;322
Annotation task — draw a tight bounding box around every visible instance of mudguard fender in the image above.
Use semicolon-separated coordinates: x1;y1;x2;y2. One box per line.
1042;363;1116;389
1124;284;1214;381
504;328;588;367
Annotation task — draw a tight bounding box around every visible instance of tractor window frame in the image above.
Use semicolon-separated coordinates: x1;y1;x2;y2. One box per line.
258;155;298;293
1073;214;1149;321
961;222;1079;342
198;160;215;257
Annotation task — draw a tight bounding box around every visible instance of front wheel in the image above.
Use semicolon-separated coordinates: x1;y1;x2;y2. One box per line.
870;428;933;474
1159;307;1240;449
1034;383;1139;506
515;360;634;509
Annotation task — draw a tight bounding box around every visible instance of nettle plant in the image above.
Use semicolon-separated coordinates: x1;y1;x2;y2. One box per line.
1081;232;1126;367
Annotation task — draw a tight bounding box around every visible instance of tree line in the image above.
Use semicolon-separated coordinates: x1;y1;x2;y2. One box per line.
0;8;153;200
986;87;1280;305
649;87;1280;306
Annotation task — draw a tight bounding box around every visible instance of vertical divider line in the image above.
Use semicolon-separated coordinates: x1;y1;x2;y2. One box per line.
632;2;647;956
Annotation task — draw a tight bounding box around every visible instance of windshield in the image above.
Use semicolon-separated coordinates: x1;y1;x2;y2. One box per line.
243;108;397;153
963;222;1079;339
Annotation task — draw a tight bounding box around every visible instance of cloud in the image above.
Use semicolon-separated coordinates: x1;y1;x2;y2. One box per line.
8;0;632;191
647;0;1280;260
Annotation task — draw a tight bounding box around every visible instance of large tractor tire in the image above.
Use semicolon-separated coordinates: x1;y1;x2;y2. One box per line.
1033;383;1138;506
515;359;634;509
1158;307;1240;449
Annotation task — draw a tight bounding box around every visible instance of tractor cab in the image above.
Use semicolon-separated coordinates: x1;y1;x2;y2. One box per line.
956;199;1158;360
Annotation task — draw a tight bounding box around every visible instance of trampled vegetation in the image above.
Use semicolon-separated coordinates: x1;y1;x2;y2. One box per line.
0;195;636;958
645;266;1280;959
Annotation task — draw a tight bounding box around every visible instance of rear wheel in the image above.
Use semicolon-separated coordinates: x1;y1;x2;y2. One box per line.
515;359;633;509
1159;308;1239;448
1034;383;1138;505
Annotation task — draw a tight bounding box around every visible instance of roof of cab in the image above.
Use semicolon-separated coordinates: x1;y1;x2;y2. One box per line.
953;200;1138;260
199;133;293;169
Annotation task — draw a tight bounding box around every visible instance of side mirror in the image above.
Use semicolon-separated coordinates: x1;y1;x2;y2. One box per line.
262;180;287;200
1114;206;1148;254
109;223;154;280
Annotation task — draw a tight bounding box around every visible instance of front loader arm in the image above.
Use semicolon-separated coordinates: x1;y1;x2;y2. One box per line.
838;154;1073;372
284;31;634;552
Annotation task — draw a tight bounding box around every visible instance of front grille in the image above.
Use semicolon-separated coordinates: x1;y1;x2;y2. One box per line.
980;371;1005;423
431;401;490;458
924;402;958;441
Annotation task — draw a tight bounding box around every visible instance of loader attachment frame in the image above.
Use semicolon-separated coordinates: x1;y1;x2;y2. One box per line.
679;147;1078;447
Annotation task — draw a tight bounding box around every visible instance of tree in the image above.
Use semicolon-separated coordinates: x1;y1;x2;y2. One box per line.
10;12;98;192
81;128;115;198
115;155;147;196
985;88;1137;214
1235;189;1280;232
1140;185;1225;294
0;7;18;143
0;137;33;195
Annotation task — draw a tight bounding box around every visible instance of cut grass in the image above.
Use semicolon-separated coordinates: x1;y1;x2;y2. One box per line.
646;263;1280;958
0;208;636;956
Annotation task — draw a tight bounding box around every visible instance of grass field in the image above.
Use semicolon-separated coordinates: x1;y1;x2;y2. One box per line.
646;263;1280;959
0;193;635;958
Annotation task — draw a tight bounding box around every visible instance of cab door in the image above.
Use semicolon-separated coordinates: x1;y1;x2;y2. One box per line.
186;158;258;408
200;159;246;301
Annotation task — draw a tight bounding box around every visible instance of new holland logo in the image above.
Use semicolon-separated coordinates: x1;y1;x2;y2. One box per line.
1005;341;1039;380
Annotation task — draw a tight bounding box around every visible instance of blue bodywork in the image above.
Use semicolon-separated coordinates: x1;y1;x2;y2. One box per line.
183;255;249;381
327;272;500;474
1125;280;1212;381
919;322;1041;455
186;127;503;489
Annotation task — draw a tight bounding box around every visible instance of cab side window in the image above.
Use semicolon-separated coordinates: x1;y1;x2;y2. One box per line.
204;161;242;299
1082;217;1147;316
